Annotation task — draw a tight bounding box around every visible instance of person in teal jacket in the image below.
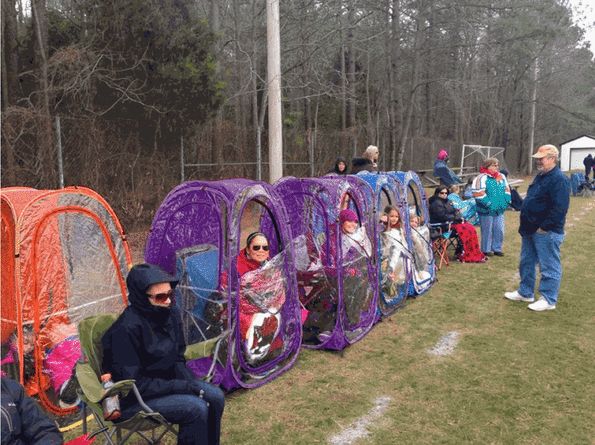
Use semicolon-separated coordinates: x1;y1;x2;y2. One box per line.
472;158;511;256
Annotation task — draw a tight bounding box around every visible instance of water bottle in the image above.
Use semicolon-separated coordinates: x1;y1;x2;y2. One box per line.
101;373;121;421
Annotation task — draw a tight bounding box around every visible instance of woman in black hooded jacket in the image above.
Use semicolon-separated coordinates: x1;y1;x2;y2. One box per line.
102;263;225;445
429;187;486;263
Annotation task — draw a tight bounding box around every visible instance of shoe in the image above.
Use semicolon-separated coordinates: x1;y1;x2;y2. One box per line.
483;251;494;257
504;290;534;303
493;251;504;257
528;298;556;311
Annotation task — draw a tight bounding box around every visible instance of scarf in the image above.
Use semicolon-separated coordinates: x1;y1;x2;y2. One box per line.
480;166;502;181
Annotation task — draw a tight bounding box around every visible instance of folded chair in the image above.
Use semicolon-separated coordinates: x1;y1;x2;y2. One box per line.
429;223;458;270
76;314;177;445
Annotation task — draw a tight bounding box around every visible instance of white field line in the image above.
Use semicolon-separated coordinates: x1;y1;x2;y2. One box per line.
328;396;391;445
427;331;460;356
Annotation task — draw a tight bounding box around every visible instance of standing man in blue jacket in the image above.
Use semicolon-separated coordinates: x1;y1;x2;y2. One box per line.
504;145;570;311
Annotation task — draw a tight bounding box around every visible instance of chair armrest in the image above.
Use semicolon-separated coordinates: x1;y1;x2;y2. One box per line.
184;337;219;360
75;362;135;404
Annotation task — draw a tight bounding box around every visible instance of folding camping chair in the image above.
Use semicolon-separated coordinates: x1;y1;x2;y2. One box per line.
75;314;178;445
429;223;458;270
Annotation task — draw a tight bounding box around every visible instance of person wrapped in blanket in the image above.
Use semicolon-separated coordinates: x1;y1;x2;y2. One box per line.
429;186;487;263
379;206;408;299
447;184;479;226
408;214;433;282
1;323;81;410
236;232;286;365
338;209;373;325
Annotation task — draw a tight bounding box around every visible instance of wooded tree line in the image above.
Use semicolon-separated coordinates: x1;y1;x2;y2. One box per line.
2;0;594;228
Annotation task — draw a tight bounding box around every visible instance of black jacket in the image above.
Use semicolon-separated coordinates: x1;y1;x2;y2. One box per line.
351;157;376;174
429;195;458;224
102;264;198;409
1;378;63;445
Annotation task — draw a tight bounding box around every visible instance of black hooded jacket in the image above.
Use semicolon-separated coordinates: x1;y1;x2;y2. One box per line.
351;157;375;174
101;264;197;409
1;378;62;445
429;195;458;224
330;157;348;175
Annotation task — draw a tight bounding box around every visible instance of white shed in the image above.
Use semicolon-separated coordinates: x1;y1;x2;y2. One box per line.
560;135;595;171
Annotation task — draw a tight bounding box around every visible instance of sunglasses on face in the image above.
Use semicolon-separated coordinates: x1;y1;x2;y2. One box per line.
439;191;448;195
147;289;174;303
251;244;269;251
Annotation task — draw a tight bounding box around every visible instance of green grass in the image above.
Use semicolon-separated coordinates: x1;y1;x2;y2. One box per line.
65;195;595;444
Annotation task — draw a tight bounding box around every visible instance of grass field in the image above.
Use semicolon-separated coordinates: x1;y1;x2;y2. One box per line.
65;194;595;445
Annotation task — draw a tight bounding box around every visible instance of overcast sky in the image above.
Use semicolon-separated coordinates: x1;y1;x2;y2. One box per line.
568;0;595;49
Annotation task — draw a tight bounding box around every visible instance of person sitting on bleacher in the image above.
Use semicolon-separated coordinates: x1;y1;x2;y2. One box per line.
433;149;462;187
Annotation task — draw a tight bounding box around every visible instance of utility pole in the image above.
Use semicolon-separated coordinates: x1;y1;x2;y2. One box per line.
267;0;283;183
528;59;538;176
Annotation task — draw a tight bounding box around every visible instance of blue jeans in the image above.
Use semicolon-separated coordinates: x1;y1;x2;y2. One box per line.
121;382;225;445
479;214;505;253
518;231;565;304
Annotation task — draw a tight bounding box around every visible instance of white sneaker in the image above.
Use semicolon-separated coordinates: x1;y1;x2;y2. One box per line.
528;298;556;311
504;290;534;303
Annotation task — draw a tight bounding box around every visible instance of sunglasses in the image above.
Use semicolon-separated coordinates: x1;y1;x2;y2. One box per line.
439;191;448;195
147;289;174;303
251;244;269;251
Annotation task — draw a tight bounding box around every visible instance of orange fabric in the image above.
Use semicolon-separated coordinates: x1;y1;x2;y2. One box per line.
1;199;17;343
0;187;131;416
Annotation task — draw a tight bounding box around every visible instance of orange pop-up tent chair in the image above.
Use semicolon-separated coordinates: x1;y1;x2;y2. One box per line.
1;186;131;416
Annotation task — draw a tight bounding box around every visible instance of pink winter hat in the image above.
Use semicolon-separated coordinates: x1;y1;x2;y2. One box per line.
437;149;448;160
339;208;358;224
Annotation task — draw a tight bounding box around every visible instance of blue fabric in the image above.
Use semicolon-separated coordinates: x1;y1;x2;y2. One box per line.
518;231;565;304
447;193;478;225
479;214;504;253
520;167;570;236
433;160;461;186
176;247;219;319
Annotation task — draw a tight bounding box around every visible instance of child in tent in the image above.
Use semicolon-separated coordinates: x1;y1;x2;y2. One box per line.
338;209;373;325
409;214;432;283
379;206;408;299
339;209;372;260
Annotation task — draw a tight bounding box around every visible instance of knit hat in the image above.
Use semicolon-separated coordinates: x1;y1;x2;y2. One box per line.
339;208;358;224
437;149;448;160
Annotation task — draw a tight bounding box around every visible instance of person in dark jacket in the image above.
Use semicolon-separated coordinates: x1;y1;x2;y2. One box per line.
329;157;348;175
583;153;593;180
351;145;379;174
505;145;570;311
101;263;225;445
433;149;462;187
1;377;63;445
429;187;486;263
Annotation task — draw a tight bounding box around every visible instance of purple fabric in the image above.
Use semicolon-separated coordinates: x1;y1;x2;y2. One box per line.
339;209;358;224
145;179;301;391
274;176;378;351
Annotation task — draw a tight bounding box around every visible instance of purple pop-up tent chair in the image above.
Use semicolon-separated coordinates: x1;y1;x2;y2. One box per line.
145;179;302;390
274;176;378;350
